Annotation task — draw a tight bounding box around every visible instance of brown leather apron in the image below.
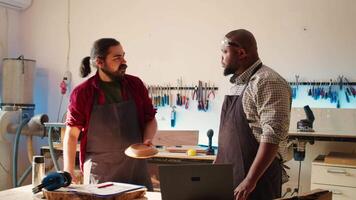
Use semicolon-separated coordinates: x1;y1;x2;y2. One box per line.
83;92;152;190
215;65;282;199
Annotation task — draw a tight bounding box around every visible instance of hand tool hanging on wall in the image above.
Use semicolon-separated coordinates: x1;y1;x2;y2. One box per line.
162;86;165;106
182;85;187;106
154;86;158;107
180;78;183;106
169;84;173;107
291;83;296;100
176;85;180;106
165;85;169;106
176;78;183;106
204;82;209;111
290;75;356;109
208;83;216;100
320;83;325;99
345;90;350;103
338;75;344;90
323;82;329;99
160;86;164;106
307;81;312;96
328;79;333;103
170;106;177;127
344;77;356;97
291;75;299;100
185;89;190;109
151;85;155;106
157;86;161;106
147;80;219;111
197;81;204;110
147;85;153;106
192;85;198;100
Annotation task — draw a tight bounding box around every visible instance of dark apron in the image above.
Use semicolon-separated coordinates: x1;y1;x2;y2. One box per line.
215;65;282;200
83;92;153;191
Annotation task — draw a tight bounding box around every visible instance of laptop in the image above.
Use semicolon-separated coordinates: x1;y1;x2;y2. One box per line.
159;164;233;200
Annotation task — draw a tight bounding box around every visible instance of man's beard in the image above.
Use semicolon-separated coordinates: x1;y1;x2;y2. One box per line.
101;64;127;81
223;65;236;76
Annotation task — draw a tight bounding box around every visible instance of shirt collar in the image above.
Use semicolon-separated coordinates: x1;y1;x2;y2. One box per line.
234;59;262;84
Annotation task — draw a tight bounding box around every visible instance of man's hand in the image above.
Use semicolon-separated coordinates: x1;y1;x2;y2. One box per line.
63;126;81;184
66;170;82;184
234;143;279;200
143;118;157;146
143;139;153;146
234;178;257;200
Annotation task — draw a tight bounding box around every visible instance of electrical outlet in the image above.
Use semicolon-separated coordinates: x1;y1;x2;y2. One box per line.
63;70;72;85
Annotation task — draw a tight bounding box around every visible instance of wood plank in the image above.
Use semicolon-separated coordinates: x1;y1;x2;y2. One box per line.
152;130;199;146
325;152;356;166
43;188;146;200
0;185;161;200
165;145;207;154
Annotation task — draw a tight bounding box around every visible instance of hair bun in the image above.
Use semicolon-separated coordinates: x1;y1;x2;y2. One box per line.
80;56;91;78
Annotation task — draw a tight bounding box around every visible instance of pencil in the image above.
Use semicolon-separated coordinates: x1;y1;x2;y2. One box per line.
97;183;114;189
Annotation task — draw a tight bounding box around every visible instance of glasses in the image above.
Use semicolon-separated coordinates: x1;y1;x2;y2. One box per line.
221;37;242;49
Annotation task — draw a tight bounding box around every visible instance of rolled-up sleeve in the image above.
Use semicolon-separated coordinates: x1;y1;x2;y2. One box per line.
139;80;156;123
255;79;291;144
66;88;86;130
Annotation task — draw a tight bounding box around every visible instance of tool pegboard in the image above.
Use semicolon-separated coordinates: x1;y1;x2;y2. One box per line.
147;80;218;111
289;75;356;109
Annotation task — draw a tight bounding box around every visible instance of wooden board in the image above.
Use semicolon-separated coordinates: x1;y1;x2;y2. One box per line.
152;130;199;146
165;145;207;154
324;151;356;166
43;188;146;200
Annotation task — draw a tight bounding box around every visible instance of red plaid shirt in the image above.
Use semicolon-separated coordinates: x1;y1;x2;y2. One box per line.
66;72;156;170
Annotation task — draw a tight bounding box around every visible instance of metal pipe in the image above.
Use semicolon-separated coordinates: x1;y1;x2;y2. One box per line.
7;125;45;137
7;114;49;137
17;165;32;186
10;114;49;187
27;114;49;130
12;118;31;187
48;127;60;171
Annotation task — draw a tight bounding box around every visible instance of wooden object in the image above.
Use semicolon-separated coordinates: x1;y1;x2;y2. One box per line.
152;130;199;146
43;188;146;200
0;185;161;200
325;152;356;166
165;145;207;154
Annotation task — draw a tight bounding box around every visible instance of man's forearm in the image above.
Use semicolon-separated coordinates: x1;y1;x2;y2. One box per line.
63;126;80;173
245;142;279;184
143;118;157;143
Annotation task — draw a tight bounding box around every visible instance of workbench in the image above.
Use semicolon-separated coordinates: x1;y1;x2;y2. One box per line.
0;185;162;200
40;145;215;188
289;130;356;143
40;145;215;163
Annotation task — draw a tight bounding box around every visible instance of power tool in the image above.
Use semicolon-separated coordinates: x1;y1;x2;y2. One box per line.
297;105;315;132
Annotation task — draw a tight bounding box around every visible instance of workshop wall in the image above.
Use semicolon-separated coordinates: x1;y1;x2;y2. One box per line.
1;0;356;194
6;0;356;119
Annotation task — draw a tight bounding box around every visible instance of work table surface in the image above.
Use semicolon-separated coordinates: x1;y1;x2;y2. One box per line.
41;145;216;161
0;185;162;200
289;130;356;142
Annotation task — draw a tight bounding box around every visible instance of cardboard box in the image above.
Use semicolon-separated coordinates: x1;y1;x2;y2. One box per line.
275;189;332;200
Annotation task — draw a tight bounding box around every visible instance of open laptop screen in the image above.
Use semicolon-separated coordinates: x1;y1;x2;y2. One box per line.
159;164;233;200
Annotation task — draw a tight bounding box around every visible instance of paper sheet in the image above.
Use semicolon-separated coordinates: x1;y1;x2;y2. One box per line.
57;182;145;197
